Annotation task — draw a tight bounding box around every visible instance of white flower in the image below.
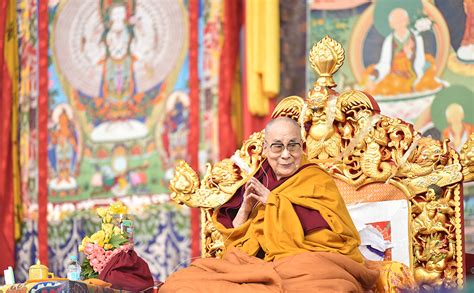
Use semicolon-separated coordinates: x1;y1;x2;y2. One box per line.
414;17;432;32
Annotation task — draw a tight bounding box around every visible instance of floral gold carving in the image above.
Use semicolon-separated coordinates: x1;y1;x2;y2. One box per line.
201;209;224;258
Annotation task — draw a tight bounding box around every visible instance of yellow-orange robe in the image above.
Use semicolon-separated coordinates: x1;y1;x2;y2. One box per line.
213;163;364;263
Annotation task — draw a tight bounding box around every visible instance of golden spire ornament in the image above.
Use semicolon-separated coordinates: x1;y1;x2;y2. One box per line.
308;35;345;88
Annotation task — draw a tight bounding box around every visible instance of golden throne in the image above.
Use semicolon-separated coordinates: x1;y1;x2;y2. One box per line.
169;36;472;291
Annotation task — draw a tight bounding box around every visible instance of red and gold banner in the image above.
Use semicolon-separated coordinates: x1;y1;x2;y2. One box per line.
0;0;20;272
189;0;200;259
38;0;49;265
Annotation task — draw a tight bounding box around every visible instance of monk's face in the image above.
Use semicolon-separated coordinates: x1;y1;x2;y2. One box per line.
264;120;303;180
445;104;464;125
389;8;409;31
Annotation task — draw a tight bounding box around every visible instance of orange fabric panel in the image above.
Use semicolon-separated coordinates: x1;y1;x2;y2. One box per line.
160;247;378;292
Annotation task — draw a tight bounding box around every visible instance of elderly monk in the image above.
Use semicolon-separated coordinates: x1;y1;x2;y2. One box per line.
161;117;379;292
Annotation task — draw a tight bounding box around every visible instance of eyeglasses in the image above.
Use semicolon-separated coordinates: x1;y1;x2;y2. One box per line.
267;142;302;154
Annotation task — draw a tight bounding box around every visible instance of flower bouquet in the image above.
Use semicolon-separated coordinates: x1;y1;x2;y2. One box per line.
79;201;133;279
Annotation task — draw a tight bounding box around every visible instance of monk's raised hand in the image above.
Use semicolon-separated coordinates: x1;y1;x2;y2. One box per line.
246;177;270;205
241;186;257;213
233;187;257;228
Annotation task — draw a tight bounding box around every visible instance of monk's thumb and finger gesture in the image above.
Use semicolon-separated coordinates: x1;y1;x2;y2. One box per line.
245;177;270;205
242;187;257;212
233;187;258;228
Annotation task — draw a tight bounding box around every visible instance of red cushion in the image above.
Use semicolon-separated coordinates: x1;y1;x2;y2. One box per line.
99;249;155;292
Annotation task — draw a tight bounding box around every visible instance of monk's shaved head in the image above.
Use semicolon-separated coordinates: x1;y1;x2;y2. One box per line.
264;117;301;139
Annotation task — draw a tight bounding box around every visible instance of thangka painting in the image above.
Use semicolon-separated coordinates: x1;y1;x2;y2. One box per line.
309;0;473;251
18;0;40;212
197;0;223;173
15;0;41;281
48;0;190;202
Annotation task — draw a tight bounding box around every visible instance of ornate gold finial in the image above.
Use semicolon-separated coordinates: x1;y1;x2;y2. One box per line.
308;35;345;88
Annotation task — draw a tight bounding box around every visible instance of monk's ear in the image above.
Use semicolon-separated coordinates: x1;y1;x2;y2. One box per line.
263;142;269;157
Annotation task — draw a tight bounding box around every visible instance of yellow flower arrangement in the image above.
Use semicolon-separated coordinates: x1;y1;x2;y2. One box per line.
79;201;133;279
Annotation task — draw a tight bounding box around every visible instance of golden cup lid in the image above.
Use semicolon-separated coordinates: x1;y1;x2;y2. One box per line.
30;260;48;270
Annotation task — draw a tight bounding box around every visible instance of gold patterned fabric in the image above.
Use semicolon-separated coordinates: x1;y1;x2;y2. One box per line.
366;261;418;293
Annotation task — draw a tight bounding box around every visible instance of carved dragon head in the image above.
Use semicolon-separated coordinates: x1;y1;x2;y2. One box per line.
205;159;243;190
409;138;449;167
169;160;200;204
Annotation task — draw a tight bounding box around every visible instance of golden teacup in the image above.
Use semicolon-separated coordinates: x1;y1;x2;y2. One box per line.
28;260;55;280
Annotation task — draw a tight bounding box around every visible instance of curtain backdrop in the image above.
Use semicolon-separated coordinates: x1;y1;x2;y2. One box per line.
0;0;20;274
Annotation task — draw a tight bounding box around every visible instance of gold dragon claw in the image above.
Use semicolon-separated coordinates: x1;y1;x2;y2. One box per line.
271;95;305;121
337;90;379;115
401;163;463;195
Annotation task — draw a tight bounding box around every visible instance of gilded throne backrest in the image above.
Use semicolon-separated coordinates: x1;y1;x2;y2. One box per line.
169;36;471;290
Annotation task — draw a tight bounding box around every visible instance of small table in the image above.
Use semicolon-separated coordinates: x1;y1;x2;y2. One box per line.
1;280;128;292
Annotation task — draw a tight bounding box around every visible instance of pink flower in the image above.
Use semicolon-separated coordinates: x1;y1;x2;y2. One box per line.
84;244;95;254
90;259;100;266
82;241;135;274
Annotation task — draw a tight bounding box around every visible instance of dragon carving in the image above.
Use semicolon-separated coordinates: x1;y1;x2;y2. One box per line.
395;137;449;178
170;132;265;209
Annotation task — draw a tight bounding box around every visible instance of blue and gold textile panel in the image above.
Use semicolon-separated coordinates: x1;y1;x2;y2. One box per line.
13;200;189;282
